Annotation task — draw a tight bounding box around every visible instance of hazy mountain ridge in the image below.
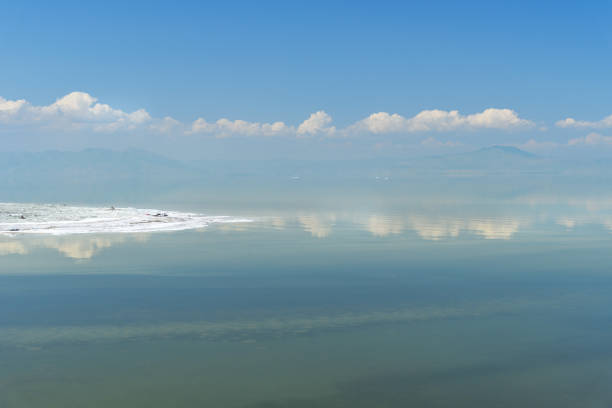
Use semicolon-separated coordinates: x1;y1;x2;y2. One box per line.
0;149;198;203
0;146;610;203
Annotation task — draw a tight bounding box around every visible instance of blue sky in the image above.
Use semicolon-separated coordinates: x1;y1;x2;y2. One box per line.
1;0;611;158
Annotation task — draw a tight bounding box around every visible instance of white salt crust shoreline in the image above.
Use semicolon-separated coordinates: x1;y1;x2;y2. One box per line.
0;203;251;236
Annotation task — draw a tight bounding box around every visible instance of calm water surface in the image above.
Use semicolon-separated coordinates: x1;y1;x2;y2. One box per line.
2;182;612;407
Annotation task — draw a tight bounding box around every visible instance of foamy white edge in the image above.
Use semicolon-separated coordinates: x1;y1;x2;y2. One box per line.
0;204;252;236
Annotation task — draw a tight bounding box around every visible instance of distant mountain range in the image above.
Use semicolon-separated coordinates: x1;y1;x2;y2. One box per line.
0;146;608;203
407;145;541;173
0;149;196;202
473;145;536;158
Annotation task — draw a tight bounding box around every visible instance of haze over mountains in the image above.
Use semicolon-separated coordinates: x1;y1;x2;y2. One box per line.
0;146;608;204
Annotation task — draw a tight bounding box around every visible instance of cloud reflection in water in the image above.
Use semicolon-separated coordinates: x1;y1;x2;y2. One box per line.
0;234;149;260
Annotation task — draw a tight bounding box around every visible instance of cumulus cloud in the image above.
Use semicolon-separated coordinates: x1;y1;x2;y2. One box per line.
189;110;337;138
0;92;151;131
187;107;531;139
556;114;612;129
297;110;336;136
567;132;612;146
352;108;533;134
189;117;290;138
0;97;27;118
150;116;182;133
1;92;537;141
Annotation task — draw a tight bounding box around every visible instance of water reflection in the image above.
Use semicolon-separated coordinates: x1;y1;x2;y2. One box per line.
0;234;149;260
4;191;612;407
298;214;336;238
291;214;530;240
0;241;27;256
555;215;612;232
4;193;612;260
0;293;579;348
285;194;612;240
365;215;404;237
45;235;150;259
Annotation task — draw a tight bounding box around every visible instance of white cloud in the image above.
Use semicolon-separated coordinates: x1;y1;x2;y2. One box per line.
568;132;612;146
297;110;335;136
0;97;27;118
357;112;408;133
556;114;612;129
1;92;538;141
150;116;182;133
189;117;290;138
0;92;151;132
189;110;337;138
189;107;532;138
353;108;533;134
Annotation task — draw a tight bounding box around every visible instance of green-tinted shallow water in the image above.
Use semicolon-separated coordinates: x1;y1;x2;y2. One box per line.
3;183;612;407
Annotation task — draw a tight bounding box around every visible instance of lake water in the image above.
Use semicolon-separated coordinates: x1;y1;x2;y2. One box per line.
2;179;612;407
